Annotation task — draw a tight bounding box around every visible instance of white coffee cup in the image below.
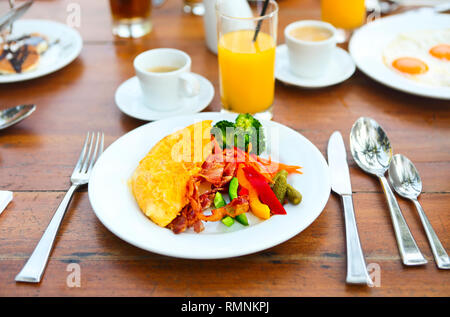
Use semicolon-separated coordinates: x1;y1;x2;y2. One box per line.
285;20;337;78
134;48;200;111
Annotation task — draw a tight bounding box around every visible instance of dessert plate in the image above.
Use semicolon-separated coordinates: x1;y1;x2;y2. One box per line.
275;44;355;88
0;19;83;83
115;75;214;121
88;112;331;259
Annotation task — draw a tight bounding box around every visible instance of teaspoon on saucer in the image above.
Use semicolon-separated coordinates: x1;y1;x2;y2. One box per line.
388;154;450;269
0;104;36;130
349;117;427;266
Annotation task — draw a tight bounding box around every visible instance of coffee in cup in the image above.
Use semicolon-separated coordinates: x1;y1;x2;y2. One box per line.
134;48;200;111
147;66;181;73
284;20;337;78
289;25;333;42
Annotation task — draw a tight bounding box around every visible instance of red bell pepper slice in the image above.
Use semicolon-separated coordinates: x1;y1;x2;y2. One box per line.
242;166;287;215
238;186;249;196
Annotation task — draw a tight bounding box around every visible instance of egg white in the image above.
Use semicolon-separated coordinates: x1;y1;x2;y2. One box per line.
382;29;450;87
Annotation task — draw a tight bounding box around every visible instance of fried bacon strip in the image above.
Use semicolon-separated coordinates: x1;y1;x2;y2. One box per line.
198;152;237;187
167;204;204;234
167;149;250;234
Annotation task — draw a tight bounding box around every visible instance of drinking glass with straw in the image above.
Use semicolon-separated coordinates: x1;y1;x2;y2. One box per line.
216;0;278;120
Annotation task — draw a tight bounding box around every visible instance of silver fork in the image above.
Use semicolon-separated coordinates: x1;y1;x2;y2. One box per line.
15;132;104;283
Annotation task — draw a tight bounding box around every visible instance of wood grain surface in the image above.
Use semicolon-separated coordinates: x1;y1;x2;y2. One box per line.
0;0;449;297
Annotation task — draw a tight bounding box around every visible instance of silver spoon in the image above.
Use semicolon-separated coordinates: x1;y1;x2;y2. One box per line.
349;117;427;266
389;154;450;269
0;104;36;130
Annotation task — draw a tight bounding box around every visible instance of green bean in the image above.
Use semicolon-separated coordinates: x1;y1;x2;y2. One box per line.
235;213;249;226
214;192;226;208
228;177;239;201
221;216;235;227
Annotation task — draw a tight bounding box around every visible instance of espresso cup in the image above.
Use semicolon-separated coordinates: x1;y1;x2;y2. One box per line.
134;48;200;111
285;20;337;78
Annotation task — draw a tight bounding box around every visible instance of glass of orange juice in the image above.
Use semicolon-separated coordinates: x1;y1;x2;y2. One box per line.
321;0;366;42
216;0;278;120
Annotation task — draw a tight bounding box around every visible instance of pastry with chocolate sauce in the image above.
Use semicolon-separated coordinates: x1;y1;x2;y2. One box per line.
13;33;49;54
0;33;48;74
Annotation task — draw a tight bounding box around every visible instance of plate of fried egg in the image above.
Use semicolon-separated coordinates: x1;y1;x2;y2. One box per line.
0;19;82;83
349;11;450;100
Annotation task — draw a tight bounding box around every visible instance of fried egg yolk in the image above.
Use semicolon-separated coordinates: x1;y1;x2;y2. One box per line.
429;44;450;61
392;57;429;75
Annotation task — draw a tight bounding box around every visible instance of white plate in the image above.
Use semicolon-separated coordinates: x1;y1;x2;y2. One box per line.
115;75;214;121
0;19;83;83
349;12;450;100
88;113;331;259
275;44;355;88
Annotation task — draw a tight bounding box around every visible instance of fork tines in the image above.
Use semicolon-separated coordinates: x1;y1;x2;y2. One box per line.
75;132;104;175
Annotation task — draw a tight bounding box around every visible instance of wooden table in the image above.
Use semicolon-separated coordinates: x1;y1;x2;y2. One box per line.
0;0;449;297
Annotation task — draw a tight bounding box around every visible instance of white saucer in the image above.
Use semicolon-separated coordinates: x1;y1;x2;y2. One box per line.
275;44;356;88
115;74;214;121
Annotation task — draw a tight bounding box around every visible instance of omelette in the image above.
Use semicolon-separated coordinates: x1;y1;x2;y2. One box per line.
130;120;213;227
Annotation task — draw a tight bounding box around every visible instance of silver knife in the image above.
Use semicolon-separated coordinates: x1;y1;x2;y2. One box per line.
327;131;373;286
0;0;33;33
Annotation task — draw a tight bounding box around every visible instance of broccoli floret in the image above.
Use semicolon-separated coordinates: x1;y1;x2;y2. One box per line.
211;115;266;155
211;120;235;149
235;114;266;155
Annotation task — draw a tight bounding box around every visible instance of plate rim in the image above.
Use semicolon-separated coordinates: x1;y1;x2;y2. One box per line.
0;19;83;83
275;44;356;88
349;12;450;100
88;112;331;259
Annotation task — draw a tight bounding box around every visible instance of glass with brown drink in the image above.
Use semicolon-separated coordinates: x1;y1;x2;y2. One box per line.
109;0;153;38
183;0;205;16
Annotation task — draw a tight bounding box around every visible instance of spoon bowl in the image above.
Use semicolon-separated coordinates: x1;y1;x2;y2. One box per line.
350;117;392;176
0;104;36;130
388;154;422;199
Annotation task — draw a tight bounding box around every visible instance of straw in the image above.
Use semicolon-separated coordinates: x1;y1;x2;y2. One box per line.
252;0;270;42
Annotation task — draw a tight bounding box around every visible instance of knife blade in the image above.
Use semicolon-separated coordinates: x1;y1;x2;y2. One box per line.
0;0;33;33
327;131;373;286
328;131;352;195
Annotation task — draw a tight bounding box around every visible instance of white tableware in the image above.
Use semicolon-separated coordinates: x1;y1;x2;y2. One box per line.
88;112;331;259
0;19;83;84
134;48;200;111
284;20;337;78
0;191;13;216
216;0;254;33
115;75;214;121
349;11;450;100
275;44;355;88
202;0;218;54
203;0;255;54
